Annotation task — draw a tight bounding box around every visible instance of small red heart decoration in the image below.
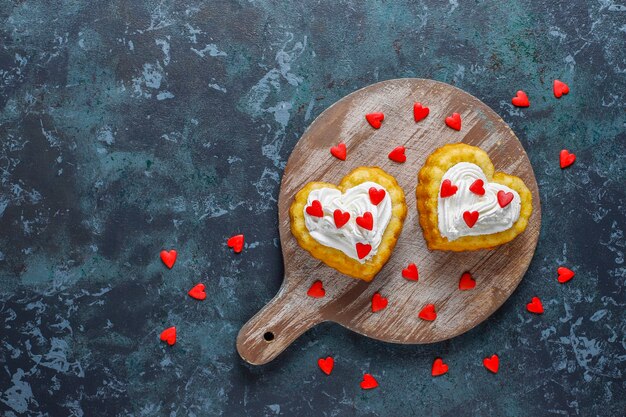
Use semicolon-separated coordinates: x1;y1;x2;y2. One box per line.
469;179;485;196
356;212;373;231
557;266;575;283
330;143;347;161
497;190;514;208
356;243;372;259
306;200;324;217
463;211;479;228
526;296;544;314
402;263;419;281
371;292;388;313
160;250;177;269
388;146;406;163
511;90;530;107
360;373;378;390
365;112;385;129
307;280;326;298
227;234;245;253
553;79;569;98
459;272;476;290
431;358;449;377
439;179;458;198
318;356;334;375
413;102;430;122
483;354;500;374
445;112;461;131
559;149;576;169
188;283;206;300
369;187;386;205
418;304;437;321
333;209;350;228
160;326;176;346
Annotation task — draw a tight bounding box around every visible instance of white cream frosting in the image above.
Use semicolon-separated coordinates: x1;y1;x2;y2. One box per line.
304;182;392;263
438;162;521;241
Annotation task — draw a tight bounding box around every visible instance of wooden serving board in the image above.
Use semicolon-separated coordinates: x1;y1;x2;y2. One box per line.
237;78;541;365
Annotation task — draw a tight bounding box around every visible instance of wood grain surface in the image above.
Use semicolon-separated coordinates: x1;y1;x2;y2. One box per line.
237;78;541;365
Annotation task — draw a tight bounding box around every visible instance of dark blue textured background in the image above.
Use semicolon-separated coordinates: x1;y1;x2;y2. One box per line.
1;1;625;416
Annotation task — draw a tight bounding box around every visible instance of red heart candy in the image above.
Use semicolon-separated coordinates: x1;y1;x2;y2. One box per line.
497;190;514;208
526;296;544;314
307;280;325;298
559;149;576;169
431;358;449;377
511;90;530;107
318;356;334;375
369;187;386;205
445;112;461;131
402;263;419;281
553;79;569;98
356;243;372;259
483;354;499;373
440;179;458;198
356;212;373;231
463;211;479;228
459;272;476;290
371;292;388;313
365;112;385;129
360;373;378;390
557;266;575;283
306;200;324;217
469;179;485;196
160;250;177;269
188;283;206;300
333;209;350;228
388;146;406;163
330;143;346;160
418;304;437;321
413;102;430;122
227;234;245;253
160;326;176;346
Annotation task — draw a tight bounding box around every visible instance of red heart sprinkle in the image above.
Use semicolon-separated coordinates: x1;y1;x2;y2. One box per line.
330;143;347;160
160;250;177;269
365;112;385;129
459;272;476;290
306;200;324;217
360;373;378;390
440;179;458;198
469;179;485;196
559;149;576;169
227;234;245;253
402;263;419;281
160;326;176;346
307;280;326;298
371;292;388;313
388;146;406;163
431;358;449;377
445;112;461;131
511;90;530;107
463;211;479;228
497;190;514;208
557;266;575;283
318;356;334;375
188;283;206;300
333;209;350;228
413;102;430;122
526;297;544;314
356;243;372;259
356;212;373;231
483;354;499;374
553;79;569;98
418;304;437;321
369;187;386;205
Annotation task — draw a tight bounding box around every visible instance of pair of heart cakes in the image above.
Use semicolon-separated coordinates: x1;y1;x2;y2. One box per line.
289;143;533;282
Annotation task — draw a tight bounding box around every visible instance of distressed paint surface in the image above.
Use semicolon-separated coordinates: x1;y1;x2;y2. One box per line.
0;1;624;416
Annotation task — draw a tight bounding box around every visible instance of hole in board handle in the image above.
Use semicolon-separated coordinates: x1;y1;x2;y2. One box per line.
263;331;275;342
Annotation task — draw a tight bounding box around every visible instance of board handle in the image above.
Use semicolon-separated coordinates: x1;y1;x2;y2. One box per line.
237;282;324;365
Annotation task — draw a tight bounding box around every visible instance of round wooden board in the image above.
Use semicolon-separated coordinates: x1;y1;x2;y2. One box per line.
237;78;541;365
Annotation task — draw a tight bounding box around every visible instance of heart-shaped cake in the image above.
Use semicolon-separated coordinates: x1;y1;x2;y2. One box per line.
417;143;532;251
290;167;406;281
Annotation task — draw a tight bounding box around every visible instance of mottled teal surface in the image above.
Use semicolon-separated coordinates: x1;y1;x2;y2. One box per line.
1;1;625;416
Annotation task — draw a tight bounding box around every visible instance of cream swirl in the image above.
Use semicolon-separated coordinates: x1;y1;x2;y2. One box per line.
438;162;521;241
304;182;392;263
